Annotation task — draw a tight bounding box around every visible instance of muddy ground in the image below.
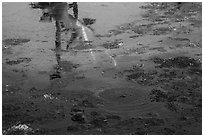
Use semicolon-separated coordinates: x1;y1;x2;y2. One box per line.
2;2;202;135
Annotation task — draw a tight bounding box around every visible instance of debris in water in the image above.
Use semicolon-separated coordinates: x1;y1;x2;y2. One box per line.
3;123;34;135
43;94;55;100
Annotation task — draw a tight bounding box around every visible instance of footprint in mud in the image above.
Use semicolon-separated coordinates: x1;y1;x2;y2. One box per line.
168;37;190;42
129;34;143;39
151;27;173;35
99;39;123;49
149;47;167;52
131;24;154;35
3;38;30;46
6;58;32;65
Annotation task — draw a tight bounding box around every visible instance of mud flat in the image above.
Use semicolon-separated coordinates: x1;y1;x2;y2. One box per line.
2;2;202;135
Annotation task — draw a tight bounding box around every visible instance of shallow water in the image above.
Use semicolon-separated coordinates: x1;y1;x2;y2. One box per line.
2;2;202;135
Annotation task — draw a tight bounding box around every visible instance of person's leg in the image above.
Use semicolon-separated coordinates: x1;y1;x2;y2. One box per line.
55;51;62;75
66;29;79;50
50;50;62;80
55;21;61;50
73;2;78;19
68;2;78;19
50;20;62;80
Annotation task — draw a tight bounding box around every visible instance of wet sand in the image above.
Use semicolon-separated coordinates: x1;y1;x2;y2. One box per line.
2;2;202;135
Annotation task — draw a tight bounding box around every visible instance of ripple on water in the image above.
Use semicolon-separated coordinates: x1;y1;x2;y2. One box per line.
98;88;160;113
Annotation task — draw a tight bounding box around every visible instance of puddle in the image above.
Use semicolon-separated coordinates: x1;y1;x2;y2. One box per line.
2;2;202;135
3;38;30;46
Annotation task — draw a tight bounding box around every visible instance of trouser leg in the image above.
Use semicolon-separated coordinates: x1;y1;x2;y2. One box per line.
73;2;78;19
55;21;61;49
66;29;79;50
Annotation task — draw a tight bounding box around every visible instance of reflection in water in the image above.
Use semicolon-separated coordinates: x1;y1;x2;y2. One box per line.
31;2;117;72
47;3;98;65
33;2;79;79
53;3;78;79
51;2;79;50
49;50;62;80
53;2;79;79
33;2;80;50
32;2;95;79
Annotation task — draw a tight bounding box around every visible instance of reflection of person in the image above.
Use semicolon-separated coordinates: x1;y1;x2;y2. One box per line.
49;50;62;80
35;2;78;79
36;2;80;50
52;2;79;79
50;2;80;50
68;2;78;19
36;2;92;50
37;2;78;21
31;2;80;79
